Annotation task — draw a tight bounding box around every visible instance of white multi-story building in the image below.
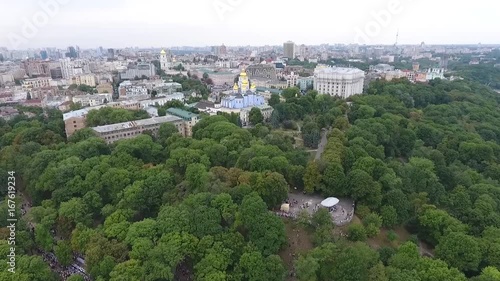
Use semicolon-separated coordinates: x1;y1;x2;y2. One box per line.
426;68;445;80
73;93;112;107
313;65;365;98
60;58;73;79
120;63;156;80
118;81;148;97
286;72;299;88
139;93;184;108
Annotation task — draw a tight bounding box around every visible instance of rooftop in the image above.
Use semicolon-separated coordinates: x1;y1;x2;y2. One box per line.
314;66;364;74
92;115;182;133
256;87;282;94
166;107;198;119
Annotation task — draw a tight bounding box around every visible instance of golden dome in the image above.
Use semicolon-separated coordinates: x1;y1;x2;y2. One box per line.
251;83;256;89
233;83;239;90
240;68;247;76
160;49;166;54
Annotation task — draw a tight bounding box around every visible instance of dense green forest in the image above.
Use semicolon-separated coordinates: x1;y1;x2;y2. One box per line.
1;76;500;281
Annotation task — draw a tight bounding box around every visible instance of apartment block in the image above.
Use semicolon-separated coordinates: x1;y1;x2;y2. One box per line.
92;115;185;144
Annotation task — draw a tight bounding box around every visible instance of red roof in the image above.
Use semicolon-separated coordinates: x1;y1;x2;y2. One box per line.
24;99;42;104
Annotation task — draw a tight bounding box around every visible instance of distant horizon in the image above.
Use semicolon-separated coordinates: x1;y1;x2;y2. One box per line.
2;0;499;50
4;43;500;51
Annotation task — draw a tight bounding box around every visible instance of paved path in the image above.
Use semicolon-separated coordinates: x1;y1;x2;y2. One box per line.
315;128;330;161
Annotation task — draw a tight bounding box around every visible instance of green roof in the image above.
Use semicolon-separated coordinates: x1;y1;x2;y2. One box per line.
256;87;282;94
166;107;198;119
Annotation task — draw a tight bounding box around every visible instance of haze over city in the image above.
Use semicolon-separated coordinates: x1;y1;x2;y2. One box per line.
1;0;500;48
1;1;500;281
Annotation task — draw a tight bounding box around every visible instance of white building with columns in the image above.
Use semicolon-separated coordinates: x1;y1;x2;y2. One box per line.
313;65;365;98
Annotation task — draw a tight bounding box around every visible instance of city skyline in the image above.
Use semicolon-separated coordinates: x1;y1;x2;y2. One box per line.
1;0;499;49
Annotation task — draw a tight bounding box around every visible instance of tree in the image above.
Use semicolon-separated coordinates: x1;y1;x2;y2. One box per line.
35;224;53;251
363;213;383;238
77;84;94;93
282;87;300;100
369;262;388;281
59;197;90;226
54;240;73;266
302;121;321;148
295;255;320;281
158;122;179;141
185;163;208;191
304;161;321;194
203;72;209;80
249;107;264;125
348;224;367;241
380;205;398;228
435;232;481;272
321;162;346;196
346;169;382;210
254;172;289;208
472;267;500;281
331;242;379;281
269;93;281;107
109;260;145;281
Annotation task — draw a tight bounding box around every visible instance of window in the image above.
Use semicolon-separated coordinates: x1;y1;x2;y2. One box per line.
74;125;77;128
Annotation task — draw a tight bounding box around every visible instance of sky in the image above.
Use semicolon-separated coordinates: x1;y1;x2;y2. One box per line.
0;0;499;49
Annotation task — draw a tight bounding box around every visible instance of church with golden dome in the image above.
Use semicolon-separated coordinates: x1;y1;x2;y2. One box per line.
221;68;265;109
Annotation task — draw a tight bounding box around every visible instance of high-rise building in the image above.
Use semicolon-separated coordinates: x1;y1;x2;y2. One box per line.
66;46;77;58
219;44;227;56
107;48;115;60
60;58;73;79
40;50;48;60
283;41;295;59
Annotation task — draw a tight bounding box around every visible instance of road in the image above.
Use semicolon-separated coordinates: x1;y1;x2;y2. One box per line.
315;128;330;161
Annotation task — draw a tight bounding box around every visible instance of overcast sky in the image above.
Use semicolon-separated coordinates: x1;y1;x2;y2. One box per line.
1;0;499;49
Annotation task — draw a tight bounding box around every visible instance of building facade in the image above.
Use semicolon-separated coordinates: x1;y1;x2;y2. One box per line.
286;72;299;88
118;81;148;97
166;108;200;137
73;93;112;107
70;74;97;87
283;41;295;59
221;69;265;109
246;64;277;80
139;93;184;108
92;115;185;144
313;65;365;98
63;101;141;137
22;77;53;90
160;49;170;70
120;63;156;80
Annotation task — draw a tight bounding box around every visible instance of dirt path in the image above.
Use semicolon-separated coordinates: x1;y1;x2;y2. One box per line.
279;220;314;281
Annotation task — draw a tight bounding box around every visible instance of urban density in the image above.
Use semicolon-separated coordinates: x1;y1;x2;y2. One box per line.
1;1;500;281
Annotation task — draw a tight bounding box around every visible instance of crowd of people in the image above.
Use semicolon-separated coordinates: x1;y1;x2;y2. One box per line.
280;196;356;226
275;211;297;218
38;248;91;281
21;194;90;281
20;202;31;216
